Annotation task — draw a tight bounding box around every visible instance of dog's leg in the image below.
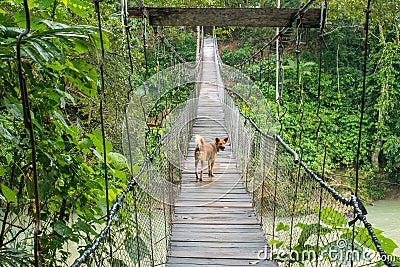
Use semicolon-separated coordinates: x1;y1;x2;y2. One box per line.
210;159;215;177
200;160;204;181
195;158;199;180
208;160;212;176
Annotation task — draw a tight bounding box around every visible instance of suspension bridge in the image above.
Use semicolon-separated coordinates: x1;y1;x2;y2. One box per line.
69;29;397;266
12;0;398;266
165;38;272;266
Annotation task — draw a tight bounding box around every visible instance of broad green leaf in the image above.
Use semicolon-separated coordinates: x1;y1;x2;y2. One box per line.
108;188;121;202
73;38;89;54
0;123;13;140
125;235;149;263
13;12;46;31
47;61;65;71
109;169;127;181
294;222;330;247
276;222;290;232
1;184;17;203
64;60;98;97
75;218;98;236
92;148;103;161
67;0;90;18
28;40;52;61
315;207;347;227
53;220;73;238
65;60;80;72
56;35;75;48
108;152;128;170
35;0;53;9
79;138;93;149
88;130;113;154
36;38;63;59
21;45;44;65
269;239;285;249
53;111;71;131
355;227;398;254
4;99;23;120
6;154;12;165
0;26;23;38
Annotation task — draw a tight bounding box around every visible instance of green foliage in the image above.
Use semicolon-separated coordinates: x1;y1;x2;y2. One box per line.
0;248;31;266
227;3;400;196
270;207;398;265
0;0;132;265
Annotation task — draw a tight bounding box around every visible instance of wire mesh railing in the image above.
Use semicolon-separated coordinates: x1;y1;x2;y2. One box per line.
71;64;202;267
214;39;398;267
70;25;205;266
70;138;179;267
70;88;200;266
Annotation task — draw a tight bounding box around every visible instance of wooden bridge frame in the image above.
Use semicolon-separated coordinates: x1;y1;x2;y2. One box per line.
128;7;322;28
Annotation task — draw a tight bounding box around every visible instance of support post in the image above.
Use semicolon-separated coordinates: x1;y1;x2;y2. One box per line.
275;0;281;107
196;26;201;61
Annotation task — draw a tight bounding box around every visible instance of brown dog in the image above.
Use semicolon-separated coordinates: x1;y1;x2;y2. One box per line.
194;135;228;181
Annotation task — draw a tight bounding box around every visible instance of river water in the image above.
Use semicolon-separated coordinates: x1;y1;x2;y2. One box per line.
366;200;400;256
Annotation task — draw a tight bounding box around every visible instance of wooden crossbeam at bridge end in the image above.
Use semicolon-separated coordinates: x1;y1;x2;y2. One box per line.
128;7;321;28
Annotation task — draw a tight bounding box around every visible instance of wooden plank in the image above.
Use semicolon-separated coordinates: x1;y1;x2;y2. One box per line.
128;7;321;27
171;227;262;233
171;233;265;243
174;207;255;213
166;38;269;266
176;195;250;199
174;212;257;219
170;241;266;248
168;250;263;260
172;224;262;230
175;203;253;208
172;219;260;225
166;257;276;266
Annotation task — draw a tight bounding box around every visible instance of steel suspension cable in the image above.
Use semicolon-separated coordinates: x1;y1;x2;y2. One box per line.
235;0;316;68
157;28;193;66
122;3;142;264
288;13;306;266
314;2;328;266
16;1;40;266
276;38;286;136
351;1;372;266
93;0;112;259
70;136;170;266
140;14;152;153
354;0;372;198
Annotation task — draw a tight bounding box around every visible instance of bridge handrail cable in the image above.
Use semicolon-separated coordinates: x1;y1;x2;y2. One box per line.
212;38;398;267
235;0;317;68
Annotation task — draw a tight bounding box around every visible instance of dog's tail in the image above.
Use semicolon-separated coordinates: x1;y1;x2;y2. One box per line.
195;135;204;148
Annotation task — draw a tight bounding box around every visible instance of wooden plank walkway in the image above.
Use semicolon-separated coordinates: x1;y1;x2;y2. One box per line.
165;39;275;267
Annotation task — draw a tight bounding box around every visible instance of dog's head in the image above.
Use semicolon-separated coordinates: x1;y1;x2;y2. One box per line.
215;137;229;152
